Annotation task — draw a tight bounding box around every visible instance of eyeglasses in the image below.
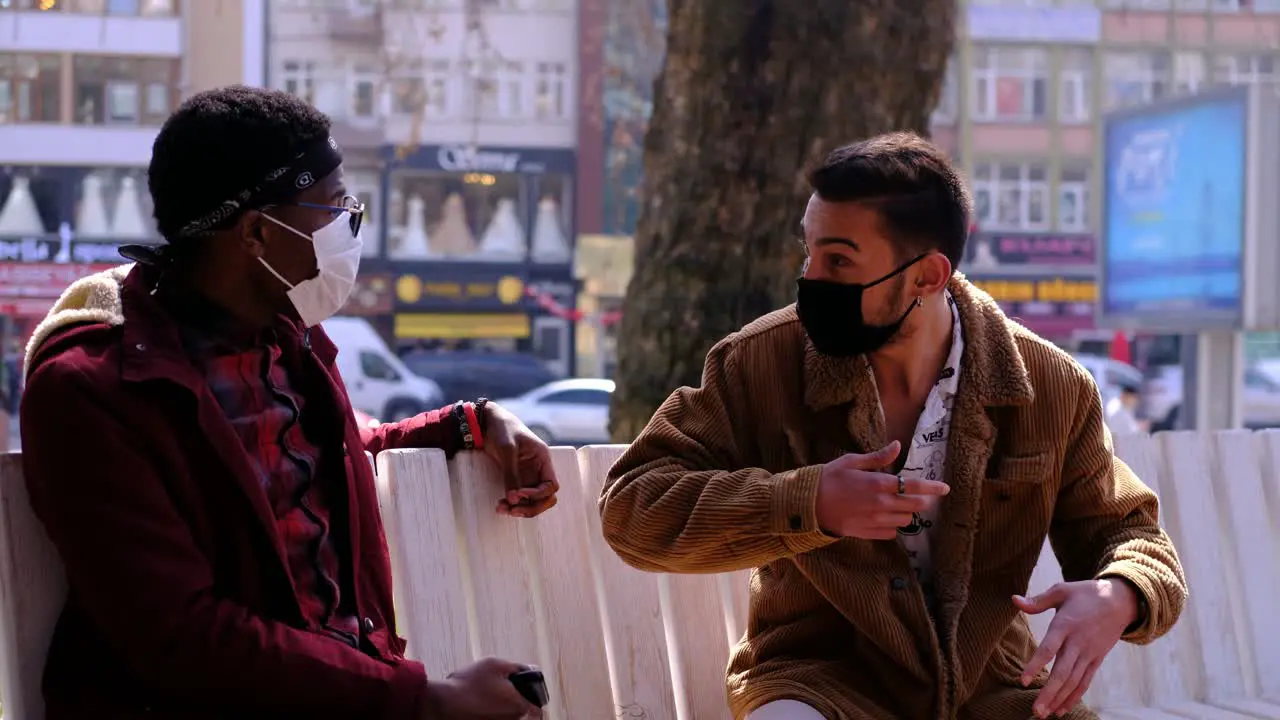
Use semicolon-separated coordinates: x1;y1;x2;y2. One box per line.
290;194;366;237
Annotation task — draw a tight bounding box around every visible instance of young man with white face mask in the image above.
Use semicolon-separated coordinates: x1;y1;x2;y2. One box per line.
20;86;555;719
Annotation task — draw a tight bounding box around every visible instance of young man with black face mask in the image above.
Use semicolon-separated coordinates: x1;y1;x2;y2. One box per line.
599;133;1187;720
20;86;556;719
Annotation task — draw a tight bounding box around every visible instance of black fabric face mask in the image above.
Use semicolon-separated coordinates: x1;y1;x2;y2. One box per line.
796;254;927;358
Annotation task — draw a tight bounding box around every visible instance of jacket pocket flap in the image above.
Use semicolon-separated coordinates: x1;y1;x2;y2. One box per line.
988;452;1053;483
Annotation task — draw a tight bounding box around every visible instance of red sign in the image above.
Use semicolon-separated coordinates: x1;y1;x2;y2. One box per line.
0;263;116;299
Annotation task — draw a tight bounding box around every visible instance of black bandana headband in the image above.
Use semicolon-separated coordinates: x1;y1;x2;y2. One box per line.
121;134;344;267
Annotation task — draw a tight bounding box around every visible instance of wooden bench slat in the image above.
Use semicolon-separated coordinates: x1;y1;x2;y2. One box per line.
578;444;678;720
0;452;63;720
375;448;472;675
520;447;613;720
1158;432;1248;704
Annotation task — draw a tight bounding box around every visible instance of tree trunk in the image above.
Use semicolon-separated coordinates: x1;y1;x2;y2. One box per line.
609;0;957;442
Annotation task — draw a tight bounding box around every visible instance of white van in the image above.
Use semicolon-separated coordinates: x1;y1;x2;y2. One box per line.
321;316;445;421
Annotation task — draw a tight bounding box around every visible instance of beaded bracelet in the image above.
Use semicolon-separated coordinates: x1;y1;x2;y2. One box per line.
453;401;476;451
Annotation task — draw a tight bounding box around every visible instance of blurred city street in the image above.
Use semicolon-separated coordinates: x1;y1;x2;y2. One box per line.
0;0;1278;437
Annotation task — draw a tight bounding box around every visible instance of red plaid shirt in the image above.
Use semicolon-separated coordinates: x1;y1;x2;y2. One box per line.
182;321;361;646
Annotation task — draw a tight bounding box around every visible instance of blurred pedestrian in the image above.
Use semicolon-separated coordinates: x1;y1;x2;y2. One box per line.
1106;383;1145;434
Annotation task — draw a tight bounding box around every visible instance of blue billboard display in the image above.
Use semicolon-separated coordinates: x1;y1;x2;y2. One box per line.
1101;88;1247;325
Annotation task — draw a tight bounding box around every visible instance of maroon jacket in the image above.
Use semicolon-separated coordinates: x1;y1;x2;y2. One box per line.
20;265;460;719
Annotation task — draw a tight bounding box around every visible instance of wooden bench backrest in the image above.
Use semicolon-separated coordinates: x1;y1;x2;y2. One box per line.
4;433;1280;719
0;453;65;720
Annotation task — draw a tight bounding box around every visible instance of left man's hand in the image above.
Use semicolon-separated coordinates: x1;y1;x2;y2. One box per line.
1014;578;1140;718
481;402;559;518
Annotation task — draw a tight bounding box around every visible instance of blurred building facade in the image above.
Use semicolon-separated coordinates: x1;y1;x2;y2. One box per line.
0;0;264;339
573;0;1280;375
267;0;582;376
939;0;1280;346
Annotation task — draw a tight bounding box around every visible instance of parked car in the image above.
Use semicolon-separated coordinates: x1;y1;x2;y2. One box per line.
1070;353;1144;408
1143;362;1280;431
495;378;615;445
401;350;558;403
322;317;444;422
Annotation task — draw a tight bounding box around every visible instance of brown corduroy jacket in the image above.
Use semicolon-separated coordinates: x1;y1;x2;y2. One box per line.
599;275;1186;720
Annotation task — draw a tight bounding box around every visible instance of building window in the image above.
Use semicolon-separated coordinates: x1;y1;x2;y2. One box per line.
1101;0;1172;7
0;0;71;8
464;59;524;119
0;54;61;124
971;161;1049;232
280;60;317;104
465;60;499;119
1058;164;1089;232
971;46;1048;123
1103;51;1170;110
392;59;453;118
423;59;452;117
350;62;378;118
499;60;523;118
1215;52;1280;92
534;61;567;119
72;56;177;125
139;0;175;15
1172;51;1208;96
932;58;958;125
391;72;424;116
1059;48;1092;125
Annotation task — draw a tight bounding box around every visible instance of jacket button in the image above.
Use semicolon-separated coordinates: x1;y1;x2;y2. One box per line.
362;617;375;634
891;577;907;590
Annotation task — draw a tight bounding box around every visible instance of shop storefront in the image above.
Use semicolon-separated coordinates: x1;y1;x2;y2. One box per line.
373;144;579;376
961;231;1096;342
0;262;118;342
965;275;1098;339
369;261;581;378
0;164;160;340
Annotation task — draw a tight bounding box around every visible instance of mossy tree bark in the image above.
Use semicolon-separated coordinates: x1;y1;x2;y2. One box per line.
609;0;957;442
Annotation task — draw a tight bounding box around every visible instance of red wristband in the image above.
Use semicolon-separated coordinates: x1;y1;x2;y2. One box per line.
462;401;484;451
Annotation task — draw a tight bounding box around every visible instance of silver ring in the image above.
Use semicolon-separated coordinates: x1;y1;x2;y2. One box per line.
897;475;906;495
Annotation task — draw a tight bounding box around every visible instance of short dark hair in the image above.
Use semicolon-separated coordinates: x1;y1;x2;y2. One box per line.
148;85;332;241
806;132;972;269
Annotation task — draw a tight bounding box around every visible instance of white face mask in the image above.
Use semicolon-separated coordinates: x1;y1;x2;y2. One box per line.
259;210;363;327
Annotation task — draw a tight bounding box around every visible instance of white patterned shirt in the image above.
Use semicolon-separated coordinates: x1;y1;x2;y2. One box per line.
895;291;963;609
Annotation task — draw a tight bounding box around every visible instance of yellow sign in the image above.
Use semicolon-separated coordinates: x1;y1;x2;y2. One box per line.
394;274;525;306
973;277;1097;304
394;312;532;339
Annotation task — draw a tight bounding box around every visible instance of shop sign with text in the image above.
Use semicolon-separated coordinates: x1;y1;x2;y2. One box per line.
962;232;1095;269
390;263;530;312
0;237;156;265
0;262;116;298
382;144;576;176
968;275;1097;338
